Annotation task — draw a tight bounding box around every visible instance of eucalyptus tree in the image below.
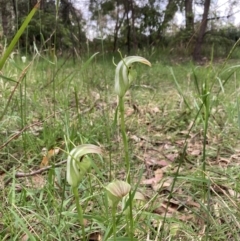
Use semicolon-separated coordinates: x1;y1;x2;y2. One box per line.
138;0;163;47
0;0;86;54
193;0;211;61
0;0;14;37
89;0;134;53
89;0;165;53
185;0;194;32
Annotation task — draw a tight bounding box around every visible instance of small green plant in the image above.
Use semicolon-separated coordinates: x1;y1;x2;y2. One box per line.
0;2;40;70
66;144;102;241
114;54;151;240
114;54;151;184
106;180;131;241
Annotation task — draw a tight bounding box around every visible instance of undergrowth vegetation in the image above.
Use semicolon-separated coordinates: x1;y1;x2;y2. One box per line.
1;49;240;240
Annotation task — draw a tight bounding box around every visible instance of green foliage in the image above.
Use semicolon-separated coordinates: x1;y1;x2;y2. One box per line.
101;1;115;14
1;52;240;240
11;0;86;54
0;2;39;70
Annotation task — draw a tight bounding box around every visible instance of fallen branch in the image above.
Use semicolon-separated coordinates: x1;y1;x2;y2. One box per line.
4;159;67;186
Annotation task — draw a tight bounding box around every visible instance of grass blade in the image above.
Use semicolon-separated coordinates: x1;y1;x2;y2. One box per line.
0;1;40;70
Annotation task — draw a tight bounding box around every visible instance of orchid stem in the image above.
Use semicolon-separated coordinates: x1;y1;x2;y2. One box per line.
112;205;117;241
119;97;130;183
119;96;134;241
72;186;86;241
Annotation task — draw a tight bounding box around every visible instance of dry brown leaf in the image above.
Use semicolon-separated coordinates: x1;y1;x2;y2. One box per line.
230;153;240;160
88;231;102;241
185;199;201;209
83;218;88;227
152;177;173;191
130;135;141;142
0;173;5;190
141;168;163;185
25;174;46;189
145;158;169;167
125;107;134;116
228;189;240;198
218;157;230;166
21;234;29;241
178;214;195;222
165;153;178;162
40;148;60;167
150;106;160;114
153;201;179;215
90;91;100;101
40;156;49;168
190;149;201;156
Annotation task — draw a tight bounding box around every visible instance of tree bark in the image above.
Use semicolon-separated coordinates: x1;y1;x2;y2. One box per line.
113;2;126;52
125;0;131;54
193;0;211;61
1;0;12;37
162;0;178;32
130;0;137;53
185;0;194;32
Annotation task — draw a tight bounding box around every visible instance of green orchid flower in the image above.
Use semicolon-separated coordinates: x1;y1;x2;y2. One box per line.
114;56;151;98
113;55;151;240
66;144;102;188
66;144;102;240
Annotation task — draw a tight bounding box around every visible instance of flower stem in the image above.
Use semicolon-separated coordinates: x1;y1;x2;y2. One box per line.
72;186;86;241
119;97;134;241
112;205;117;241
119;97;130;184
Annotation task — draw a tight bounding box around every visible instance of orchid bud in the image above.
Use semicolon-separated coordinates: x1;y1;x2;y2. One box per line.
106;180;131;207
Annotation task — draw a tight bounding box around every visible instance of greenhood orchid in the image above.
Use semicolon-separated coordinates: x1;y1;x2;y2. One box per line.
66;144;102;240
106;180;131;207
114;56;151;98
66;144;102;188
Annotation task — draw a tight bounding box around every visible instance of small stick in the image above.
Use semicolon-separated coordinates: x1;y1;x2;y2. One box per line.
0;121;43;150
4;159;67;186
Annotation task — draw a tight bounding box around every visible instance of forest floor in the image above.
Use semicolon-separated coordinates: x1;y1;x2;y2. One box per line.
1;53;240;240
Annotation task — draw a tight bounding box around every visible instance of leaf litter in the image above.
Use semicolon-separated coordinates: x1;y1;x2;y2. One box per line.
120;89;240;239
1;75;240;239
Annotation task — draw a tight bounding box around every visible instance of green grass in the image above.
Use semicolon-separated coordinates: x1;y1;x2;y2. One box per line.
1;52;240;240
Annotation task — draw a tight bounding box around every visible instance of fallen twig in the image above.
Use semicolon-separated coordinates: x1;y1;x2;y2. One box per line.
0;121;43;150
4;159;67;186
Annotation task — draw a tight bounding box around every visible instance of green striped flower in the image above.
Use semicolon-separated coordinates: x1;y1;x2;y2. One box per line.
66;144;102;188
114;56;151;97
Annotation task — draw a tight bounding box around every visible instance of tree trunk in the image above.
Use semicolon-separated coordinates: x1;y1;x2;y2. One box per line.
61;0;71;25
113;2;126;52
185;0;194;32
127;16;131;55
1;0;12;37
130;0;137;53
125;0;131;54
162;0;178;32
193;0;211;61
